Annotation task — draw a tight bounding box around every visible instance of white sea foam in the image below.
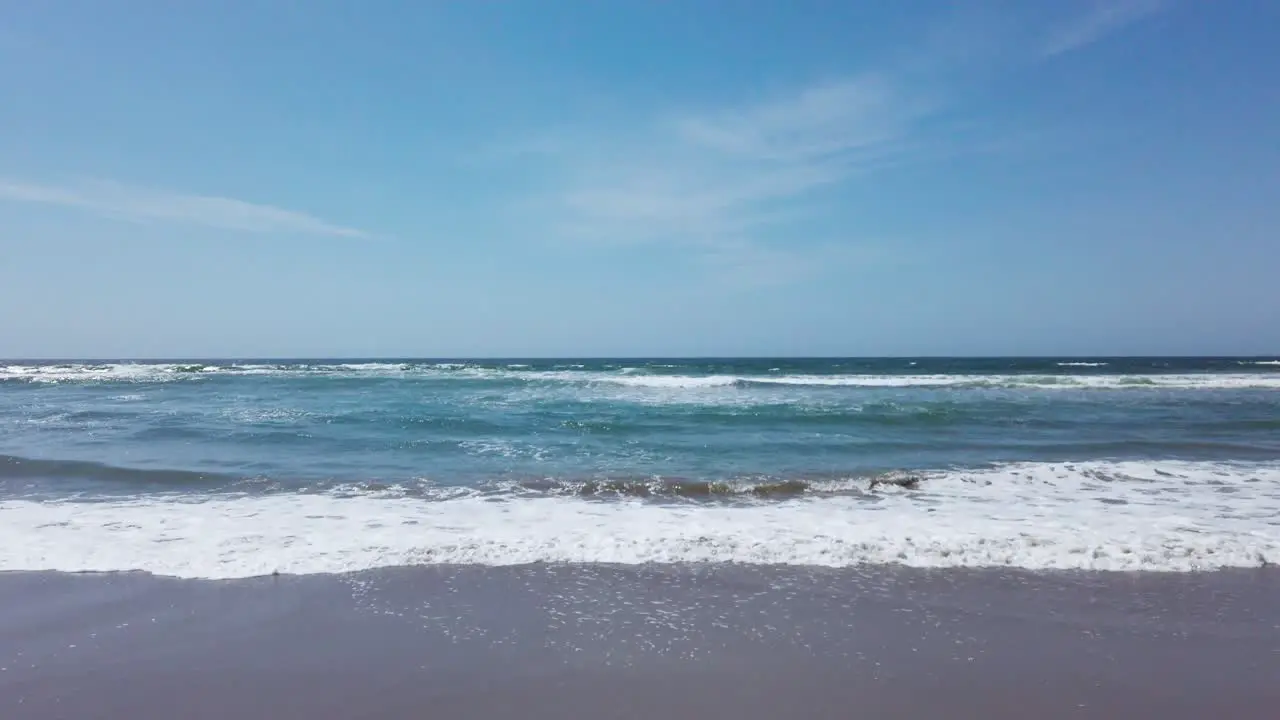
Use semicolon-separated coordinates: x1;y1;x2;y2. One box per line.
1057;362;1108;367
223;407;312;425
0;362;471;384
4;363;1280;390
2;461;1276;579
1242;360;1280;366
330;362;404;372
604;374;740;388
595;373;1280;390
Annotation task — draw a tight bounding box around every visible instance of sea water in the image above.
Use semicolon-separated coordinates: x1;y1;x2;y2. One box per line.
2;357;1278;577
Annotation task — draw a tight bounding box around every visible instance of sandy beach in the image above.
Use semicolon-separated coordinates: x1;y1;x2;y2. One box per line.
3;565;1276;719
6;0;1278;716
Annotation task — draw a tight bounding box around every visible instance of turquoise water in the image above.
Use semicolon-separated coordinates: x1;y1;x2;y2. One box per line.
2;358;1279;576
4;357;1279;493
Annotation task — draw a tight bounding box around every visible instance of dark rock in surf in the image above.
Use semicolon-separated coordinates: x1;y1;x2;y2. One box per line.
868;474;922;491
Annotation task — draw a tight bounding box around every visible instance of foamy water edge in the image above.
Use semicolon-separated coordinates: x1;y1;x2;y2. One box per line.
3;461;1276;578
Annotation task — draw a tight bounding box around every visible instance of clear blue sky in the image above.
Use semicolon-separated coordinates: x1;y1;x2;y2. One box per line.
2;1;1276;358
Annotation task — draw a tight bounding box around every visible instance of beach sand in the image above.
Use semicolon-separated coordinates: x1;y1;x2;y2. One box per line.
2;565;1276;719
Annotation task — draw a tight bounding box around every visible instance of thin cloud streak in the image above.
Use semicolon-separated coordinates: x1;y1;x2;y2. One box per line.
672;77;909;162
507;2;1166;260
500;7;1115;286
540;74;930;249
0;178;369;238
1041;0;1165;57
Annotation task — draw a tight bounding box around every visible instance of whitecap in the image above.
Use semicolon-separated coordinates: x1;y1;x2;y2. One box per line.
4;460;1276;578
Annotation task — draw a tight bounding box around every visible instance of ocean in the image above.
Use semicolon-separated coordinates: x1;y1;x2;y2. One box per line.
2;357;1279;577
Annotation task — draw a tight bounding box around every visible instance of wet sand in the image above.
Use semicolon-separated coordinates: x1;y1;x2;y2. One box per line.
2;565;1277;719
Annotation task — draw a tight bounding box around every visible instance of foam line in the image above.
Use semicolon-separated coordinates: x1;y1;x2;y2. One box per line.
3;461;1276;578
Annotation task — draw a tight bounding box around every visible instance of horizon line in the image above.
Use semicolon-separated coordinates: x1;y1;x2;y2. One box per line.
3;354;1278;363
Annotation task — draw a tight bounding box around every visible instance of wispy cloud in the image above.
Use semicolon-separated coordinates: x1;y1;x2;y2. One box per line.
497;4;1135;288
0;178;369;238
523;74;935;254
484;61;975;294
1041;0;1165;57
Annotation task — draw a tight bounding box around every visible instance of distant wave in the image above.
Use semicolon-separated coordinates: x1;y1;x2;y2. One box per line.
605;374;739;388
0;362;489;384
600;373;1280;391
5;363;1280;390
1057;362;1108;367
2;461;1276;578
1241;360;1280;366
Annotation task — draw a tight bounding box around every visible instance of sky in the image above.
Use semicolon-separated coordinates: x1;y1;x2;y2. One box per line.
1;0;1277;358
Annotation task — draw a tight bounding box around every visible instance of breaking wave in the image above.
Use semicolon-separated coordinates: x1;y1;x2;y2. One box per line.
4;362;1279;390
2;461;1277;578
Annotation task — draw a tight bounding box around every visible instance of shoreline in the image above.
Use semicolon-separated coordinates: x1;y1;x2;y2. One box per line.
3;564;1277;718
